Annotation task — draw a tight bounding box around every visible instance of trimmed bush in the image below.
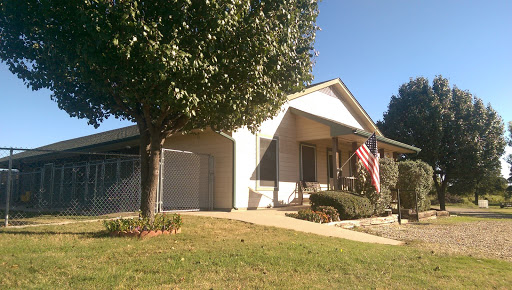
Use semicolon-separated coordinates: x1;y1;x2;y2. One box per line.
310;191;373;220
355;157;398;215
397;160;433;212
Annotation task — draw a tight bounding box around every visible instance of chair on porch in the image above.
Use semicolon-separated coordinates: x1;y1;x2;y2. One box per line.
297;181;321;205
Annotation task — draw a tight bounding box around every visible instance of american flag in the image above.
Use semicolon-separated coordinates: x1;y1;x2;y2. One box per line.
355;133;380;193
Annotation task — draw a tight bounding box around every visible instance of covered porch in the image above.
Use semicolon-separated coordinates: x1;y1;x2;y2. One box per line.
291;107;420;195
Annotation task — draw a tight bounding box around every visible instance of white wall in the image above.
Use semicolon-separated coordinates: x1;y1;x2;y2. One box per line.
289;90;365;130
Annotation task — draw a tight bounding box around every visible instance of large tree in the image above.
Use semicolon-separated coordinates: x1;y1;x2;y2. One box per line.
0;0;319;220
377;76;506;210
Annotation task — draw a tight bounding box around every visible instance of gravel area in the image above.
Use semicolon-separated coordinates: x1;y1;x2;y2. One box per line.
360;220;512;262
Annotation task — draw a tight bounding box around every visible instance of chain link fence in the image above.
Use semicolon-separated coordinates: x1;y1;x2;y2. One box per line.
0;148;141;227
159;149;214;211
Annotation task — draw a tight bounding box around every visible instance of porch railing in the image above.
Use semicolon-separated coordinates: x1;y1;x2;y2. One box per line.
339;176;356;192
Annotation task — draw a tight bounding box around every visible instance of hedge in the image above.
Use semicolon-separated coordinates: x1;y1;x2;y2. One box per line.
310;191;373;220
355;157;398;215
397;160;433;212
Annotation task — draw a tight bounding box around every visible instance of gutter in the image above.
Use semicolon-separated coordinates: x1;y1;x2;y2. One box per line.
353;129;422;154
216;131;237;210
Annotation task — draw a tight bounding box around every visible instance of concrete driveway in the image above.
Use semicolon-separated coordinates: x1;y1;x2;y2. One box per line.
184;206;403;246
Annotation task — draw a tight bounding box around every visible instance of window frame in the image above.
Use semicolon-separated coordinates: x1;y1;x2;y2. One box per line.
299;143;317;182
256;134;279;191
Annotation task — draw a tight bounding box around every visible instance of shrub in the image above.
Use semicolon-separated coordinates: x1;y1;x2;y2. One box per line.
285;207;341;223
315;206;340;222
444;193;463;204
355;157;398;215
286;209;323;223
103;213;182;233
310;191;373;220
397;160;433;212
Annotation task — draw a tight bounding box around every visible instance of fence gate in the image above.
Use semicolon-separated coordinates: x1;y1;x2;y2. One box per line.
158;149;214;211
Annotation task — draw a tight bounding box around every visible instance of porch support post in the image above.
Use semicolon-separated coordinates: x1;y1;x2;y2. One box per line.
379;149;385;159
351;142;358;177
332;137;338;190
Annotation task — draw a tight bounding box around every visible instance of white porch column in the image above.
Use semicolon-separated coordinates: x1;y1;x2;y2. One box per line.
332;137;338;190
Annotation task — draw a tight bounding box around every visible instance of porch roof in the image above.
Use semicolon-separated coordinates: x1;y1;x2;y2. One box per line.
290;107;421;154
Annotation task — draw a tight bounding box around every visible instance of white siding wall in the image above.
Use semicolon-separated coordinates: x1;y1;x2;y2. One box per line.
163;129;233;210
233;105;300;209
289;90;365;130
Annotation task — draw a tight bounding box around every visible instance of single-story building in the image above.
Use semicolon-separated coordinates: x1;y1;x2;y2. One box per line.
2;78;419;212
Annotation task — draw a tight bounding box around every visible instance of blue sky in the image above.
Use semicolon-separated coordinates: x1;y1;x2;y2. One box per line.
0;0;511;176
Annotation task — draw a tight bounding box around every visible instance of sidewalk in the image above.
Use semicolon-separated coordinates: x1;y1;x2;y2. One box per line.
184;206;403;246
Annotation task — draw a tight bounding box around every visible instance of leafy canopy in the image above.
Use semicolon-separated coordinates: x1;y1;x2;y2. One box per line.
0;0;319;135
378;76;506;208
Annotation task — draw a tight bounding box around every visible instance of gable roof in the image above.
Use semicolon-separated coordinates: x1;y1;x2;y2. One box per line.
287;78;383;136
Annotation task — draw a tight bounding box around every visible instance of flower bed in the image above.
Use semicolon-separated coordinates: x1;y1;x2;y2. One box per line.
285;206;340;223
103;213;182;238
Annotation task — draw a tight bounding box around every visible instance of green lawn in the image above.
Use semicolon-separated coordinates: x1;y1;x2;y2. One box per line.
1;215;511;289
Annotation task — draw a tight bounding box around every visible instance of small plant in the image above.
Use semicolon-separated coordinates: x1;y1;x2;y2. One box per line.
315;206;340;222
103;213;183;237
285;207;340;224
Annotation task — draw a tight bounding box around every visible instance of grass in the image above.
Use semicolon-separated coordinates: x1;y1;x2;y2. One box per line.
1;216;511;289
424;215;510;224
0;211;139;226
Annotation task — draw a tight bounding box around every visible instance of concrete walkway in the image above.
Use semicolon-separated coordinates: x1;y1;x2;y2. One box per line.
184;206;403;246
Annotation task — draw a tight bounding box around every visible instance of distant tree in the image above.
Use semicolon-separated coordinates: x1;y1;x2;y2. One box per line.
0;0;319;220
377;76;506;210
507;121;512;183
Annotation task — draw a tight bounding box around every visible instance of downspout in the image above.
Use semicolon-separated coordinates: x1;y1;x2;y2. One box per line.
216;131;237;210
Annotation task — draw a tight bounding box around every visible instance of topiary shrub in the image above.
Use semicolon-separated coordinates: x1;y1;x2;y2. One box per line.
355;157;398;215
310;191;373;220
397;160;433;212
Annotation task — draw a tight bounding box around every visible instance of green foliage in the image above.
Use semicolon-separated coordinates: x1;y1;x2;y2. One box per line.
397;160;434;212
285;206;339;223
378;76;506;210
506;186;512;200
315;206;340;222
0;0;319;218
507;122;512;183
286;209;323;223
103;213;182;233
310;191;373;220
355;157;398;215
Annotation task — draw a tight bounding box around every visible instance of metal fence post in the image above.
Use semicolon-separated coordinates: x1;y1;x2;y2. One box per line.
208;155;215;210
4;148;13;227
415;190;419;221
157;149;165;213
397;189;402;225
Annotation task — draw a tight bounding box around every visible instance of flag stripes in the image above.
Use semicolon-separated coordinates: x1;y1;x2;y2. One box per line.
355;133;380;193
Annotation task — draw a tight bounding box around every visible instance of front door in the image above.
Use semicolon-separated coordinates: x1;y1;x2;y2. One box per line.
300;144;316;182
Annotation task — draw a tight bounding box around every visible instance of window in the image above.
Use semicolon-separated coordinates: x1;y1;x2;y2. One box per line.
300;144;316;182
257;136;279;190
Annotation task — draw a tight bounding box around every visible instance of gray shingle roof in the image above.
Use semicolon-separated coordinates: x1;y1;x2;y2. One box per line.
1;125;140;163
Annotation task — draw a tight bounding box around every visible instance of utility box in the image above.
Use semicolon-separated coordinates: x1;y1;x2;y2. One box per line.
478;200;489;208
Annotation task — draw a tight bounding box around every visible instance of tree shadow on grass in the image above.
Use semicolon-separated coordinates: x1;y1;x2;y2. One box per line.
452;211;512;219
0;230;110;239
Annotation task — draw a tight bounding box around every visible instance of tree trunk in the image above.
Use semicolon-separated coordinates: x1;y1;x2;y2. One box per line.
433;174;447;211
139;125;165;222
474;192;479;205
